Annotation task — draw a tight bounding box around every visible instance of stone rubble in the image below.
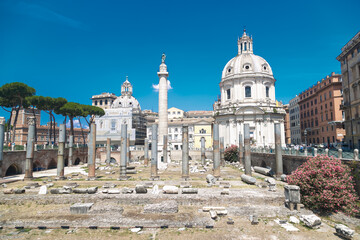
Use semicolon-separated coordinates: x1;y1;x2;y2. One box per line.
300;215;322;228
144;200;178;213
335;224;355;239
163;185;179;194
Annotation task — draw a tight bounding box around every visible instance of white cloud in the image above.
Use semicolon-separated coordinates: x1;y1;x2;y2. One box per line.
66;119;81;129
152;80;172;92
16;2;87;30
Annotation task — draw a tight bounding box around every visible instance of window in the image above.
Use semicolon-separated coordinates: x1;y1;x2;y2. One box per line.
105;100;108;105
314;99;317;104
324;93;327;100
111;120;116;131
329;91;332;98
320;96;322;102
175;128;178;132
245;86;251;97
95;101;98;106
315;108;318;114
307;102;309;108
331;112;333;120
266;87;269;98
100;100;103;105
330;102;332;107
325;104;327;109
311;101;313;106
227;89;231;99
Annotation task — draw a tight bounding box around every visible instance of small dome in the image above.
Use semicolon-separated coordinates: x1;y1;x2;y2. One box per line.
111;95;141;110
222;53;273;80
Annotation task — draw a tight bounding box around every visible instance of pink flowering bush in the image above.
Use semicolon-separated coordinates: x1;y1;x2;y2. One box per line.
287;155;359;216
224;145;239;163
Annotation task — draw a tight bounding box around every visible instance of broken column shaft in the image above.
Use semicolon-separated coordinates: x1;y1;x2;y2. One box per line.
68;135;73;166
88;122;96;179
238;133;244;165
151;124;158;179
274;123;283;177
182;125;189;179
57;123;66;179
201;137;205;165
106;138;111;164
213;123;220;178
144;138;149;165
119;124;127;179
163;135;168;163
244;124;251;176
0;117;4;178
220;137;225;166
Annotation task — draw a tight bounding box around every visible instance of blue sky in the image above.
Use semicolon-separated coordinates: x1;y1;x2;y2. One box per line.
0;0;359;126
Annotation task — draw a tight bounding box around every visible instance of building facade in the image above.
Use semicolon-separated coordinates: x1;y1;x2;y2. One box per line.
284;104;291;145
93;77;146;146
289;95;301;144
298;73;345;147
337;31;360;149
213;31;286;147
12;108;88;146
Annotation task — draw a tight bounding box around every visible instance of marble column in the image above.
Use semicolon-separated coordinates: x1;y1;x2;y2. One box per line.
144;138;149;166
151;124;159;179
119;124;127;179
57;123;66;179
201;137;205;165
25;119;35;179
182;125;189;179
163;135;168;163
238;133;244;165
68;135;73;166
106;138;111;164
213;123;220;178
157;54;169;165
220;137;225;166
274;123;283;177
88;122;96;179
244;124;252;176
127;133;130;165
0;117;4;178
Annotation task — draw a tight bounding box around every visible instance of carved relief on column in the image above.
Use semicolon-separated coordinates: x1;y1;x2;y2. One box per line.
27;117;36;126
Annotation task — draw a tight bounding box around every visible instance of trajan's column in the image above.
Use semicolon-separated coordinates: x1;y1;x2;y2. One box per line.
157;54;168;163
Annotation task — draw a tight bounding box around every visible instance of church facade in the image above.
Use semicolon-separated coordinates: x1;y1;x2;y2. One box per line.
92;77;146;146
214;31;286;147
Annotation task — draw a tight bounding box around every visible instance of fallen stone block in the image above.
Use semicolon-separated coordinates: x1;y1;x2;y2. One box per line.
335;224;354;239
250;215;259;225
182;188;198;194
256;181;268;188
206;174;216;185
126;169;137;174
216;210;228;216
241;174;256;184
144;182;153;188
219;181;231;188
3;188;13;194
209;210;217;220
254;166;272;176
151;185;159;194
163;185;179;194
203;206;226;212
180;182;192;188
280;174;287;182
122;187;134;194
103;183;116;188
70;203;94;214
135;185;147;194
269;184;276;192
126;166;135;170
274;219;299;232
107;189;121;194
14;188;25;194
227;218;234;225
73;188;88;194
300;215;321;228
87;187;98;194
46;183;54;188
2;183;7;188
59;188;72;194
221;189;229;195
102;189;108;194
38;185;47;195
265;177;276;184
289;216;300;224
65;182;78;188
144;200;178;213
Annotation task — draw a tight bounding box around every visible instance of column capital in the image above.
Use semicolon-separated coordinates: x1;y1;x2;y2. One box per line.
27;116;36;126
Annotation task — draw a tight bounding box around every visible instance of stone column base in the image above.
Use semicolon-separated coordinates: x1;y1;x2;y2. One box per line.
149;176;160;181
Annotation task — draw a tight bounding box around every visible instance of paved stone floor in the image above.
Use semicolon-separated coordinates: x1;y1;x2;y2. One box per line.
0;161;359;239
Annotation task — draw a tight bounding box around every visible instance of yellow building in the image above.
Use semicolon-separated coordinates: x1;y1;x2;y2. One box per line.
193;119;213;149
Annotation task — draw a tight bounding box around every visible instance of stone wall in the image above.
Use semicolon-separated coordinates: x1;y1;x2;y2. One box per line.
2;148;88;176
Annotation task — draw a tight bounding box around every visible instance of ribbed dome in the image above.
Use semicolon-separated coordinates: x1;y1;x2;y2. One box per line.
221;53;273;80
111;95;141;110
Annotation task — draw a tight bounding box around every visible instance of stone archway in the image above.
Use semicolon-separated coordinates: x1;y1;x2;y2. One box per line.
48;159;57;169
6;164;21;176
74;158;81;165
33;161;43;172
110;157;117;164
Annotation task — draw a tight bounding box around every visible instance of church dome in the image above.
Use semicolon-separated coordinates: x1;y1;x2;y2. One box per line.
111;77;141;110
221;31;273;80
